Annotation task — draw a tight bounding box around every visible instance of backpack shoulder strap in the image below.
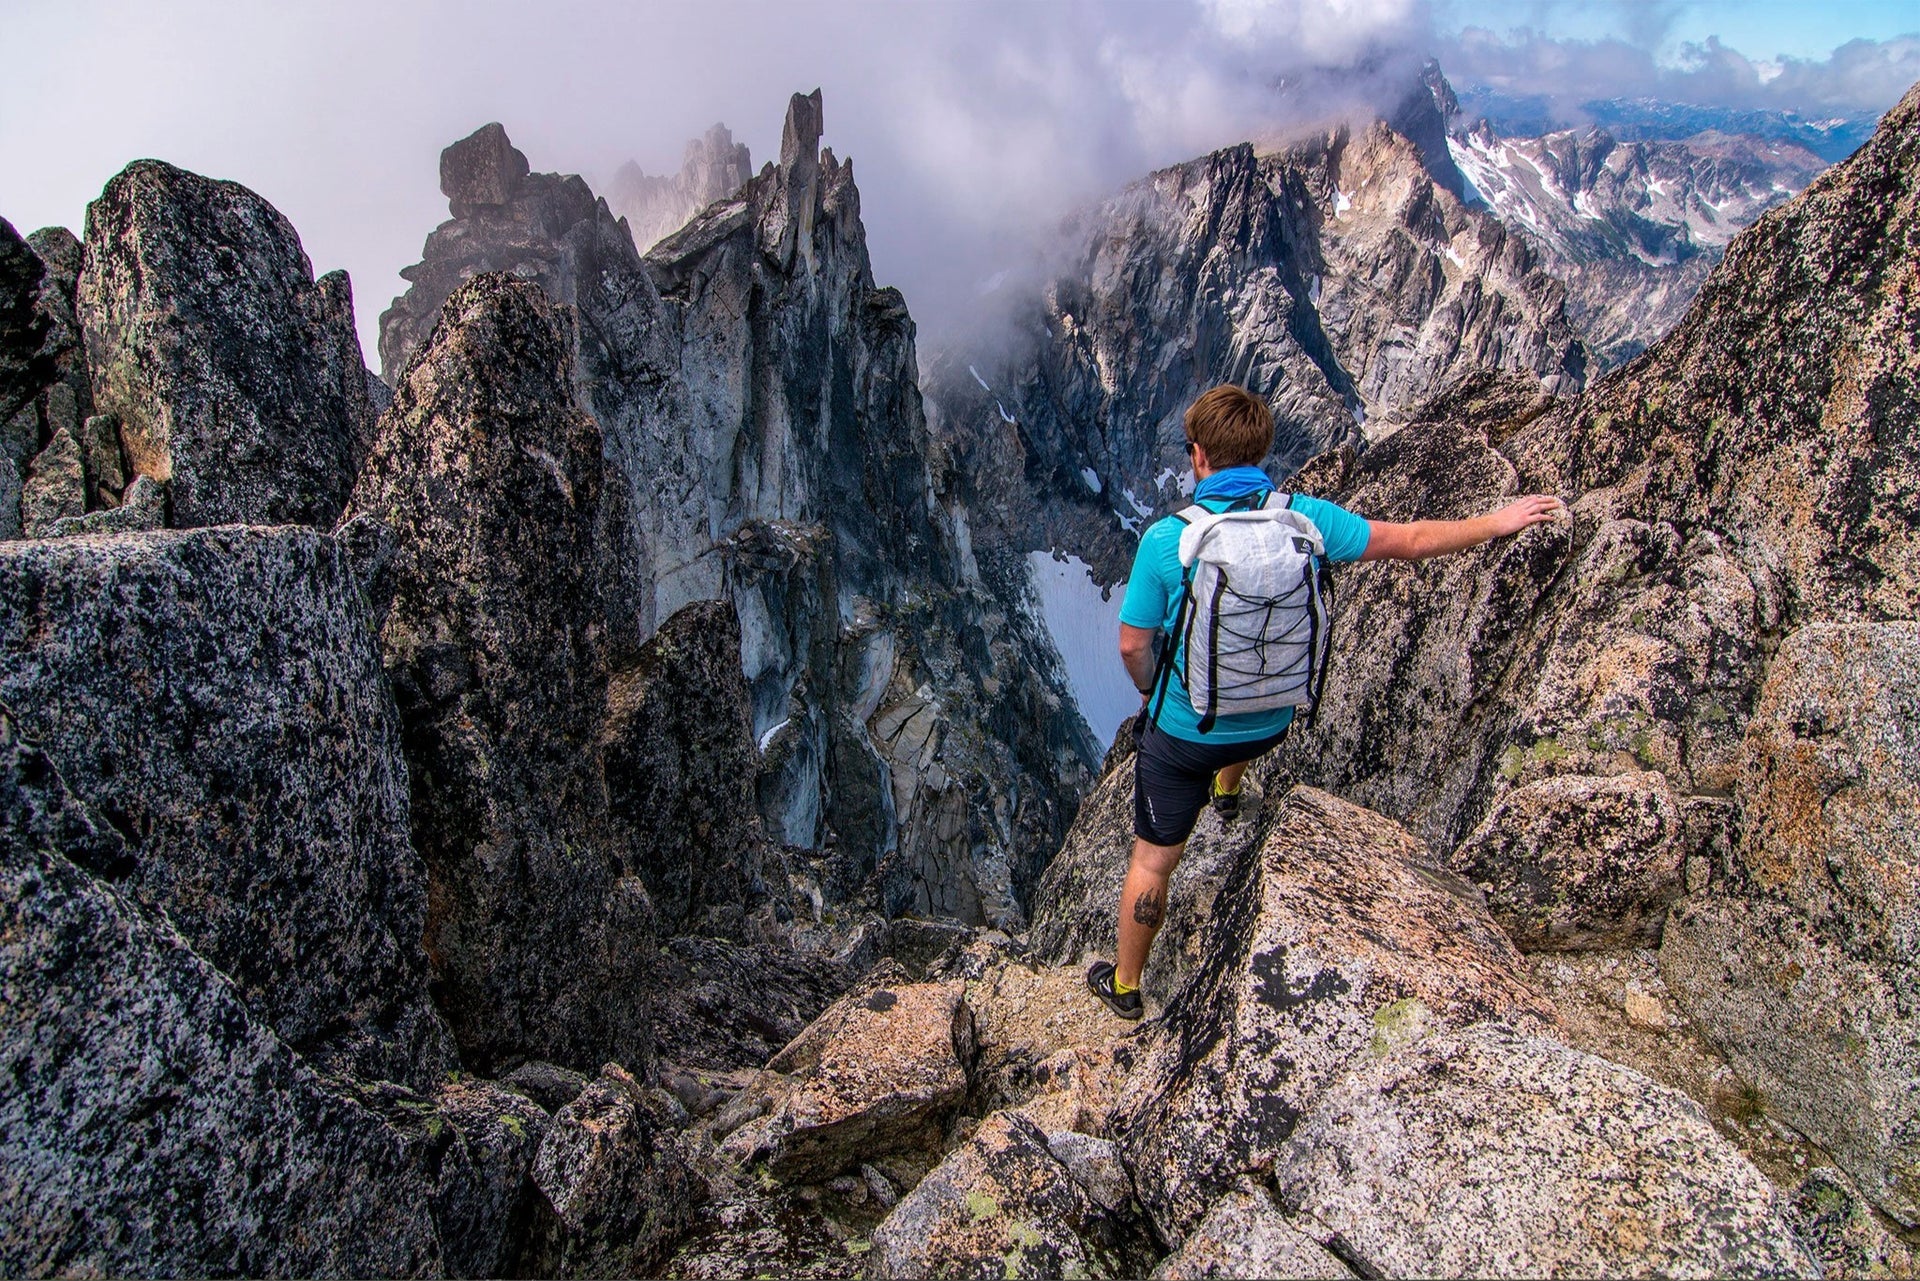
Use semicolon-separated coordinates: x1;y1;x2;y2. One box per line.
1135;515;1203;736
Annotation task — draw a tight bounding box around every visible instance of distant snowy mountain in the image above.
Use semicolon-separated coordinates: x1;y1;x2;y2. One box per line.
1455;87;1880;163
1449;124;1825;262
1427;74;1832;366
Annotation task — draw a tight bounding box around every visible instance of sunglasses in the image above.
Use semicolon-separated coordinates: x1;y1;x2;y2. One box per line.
1185;439;1198;456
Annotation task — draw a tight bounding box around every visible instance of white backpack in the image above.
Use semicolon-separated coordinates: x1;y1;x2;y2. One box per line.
1139;491;1334;734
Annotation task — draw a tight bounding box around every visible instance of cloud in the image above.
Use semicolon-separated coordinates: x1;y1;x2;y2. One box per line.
0;0;1911;362
1441;25;1920;117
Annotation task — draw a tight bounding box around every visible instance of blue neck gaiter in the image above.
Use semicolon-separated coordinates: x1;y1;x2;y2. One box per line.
1194;465;1273;502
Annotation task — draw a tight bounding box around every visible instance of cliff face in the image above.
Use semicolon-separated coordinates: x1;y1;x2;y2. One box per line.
381;97;1096;928
926;114;1587;587
1268;78;1920;1225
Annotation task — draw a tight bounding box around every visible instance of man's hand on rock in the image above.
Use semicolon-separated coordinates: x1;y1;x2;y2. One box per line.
1490;494;1567;537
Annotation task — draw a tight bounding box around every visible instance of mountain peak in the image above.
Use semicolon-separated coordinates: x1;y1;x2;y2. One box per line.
1389;59;1468;202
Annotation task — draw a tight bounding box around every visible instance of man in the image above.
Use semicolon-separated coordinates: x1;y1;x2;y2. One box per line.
1087;385;1566;1018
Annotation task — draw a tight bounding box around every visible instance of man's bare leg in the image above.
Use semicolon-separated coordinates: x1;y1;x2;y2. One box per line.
1214;760;1250;794
1115;836;1184;989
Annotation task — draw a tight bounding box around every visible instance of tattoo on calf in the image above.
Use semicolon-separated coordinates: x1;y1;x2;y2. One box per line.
1132;886;1166;928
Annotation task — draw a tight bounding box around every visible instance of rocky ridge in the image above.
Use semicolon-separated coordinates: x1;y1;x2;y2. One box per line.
0;87;1091;1277
379;98;1097;930
1261;76;1920;1232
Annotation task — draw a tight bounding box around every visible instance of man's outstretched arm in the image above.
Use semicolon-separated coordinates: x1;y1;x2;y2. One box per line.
1361;495;1566;561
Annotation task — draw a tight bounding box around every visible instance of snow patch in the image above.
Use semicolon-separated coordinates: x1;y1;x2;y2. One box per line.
757;718;790;753
997;401;1017;424
968;365;991;392
1122;487;1154;518
1334;189;1352;214
1080;466;1103;494
1443;247;1465;269
1154;467;1178;493
1026;551;1135;747
1308;274;1322;304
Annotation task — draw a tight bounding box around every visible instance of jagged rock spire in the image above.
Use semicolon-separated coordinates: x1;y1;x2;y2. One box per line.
779;88;823;177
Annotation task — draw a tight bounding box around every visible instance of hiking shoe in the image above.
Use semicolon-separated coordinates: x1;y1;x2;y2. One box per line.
1086;961;1144;1020
1211;778;1243;824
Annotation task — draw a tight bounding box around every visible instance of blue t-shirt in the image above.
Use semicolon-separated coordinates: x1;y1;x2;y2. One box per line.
1119;476;1370;743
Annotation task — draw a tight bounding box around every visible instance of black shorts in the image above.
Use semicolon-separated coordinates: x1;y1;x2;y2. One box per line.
1132;721;1288;847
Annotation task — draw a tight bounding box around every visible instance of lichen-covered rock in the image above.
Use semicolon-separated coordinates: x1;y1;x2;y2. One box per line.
1;403;35;537
0;526;452;1088
866;1109;1156;1281
77;160;379;527
650;933;853;1073
663;1185;865;1281
528;1062;706;1277
963;958;1146;1127
344;271;652;1076
1662;622;1920;1225
46;471;164;536
1449;769;1687;949
424;1077;554;1278
1111;786;1558;1243
1526;948;1760;1147
603;598;774;931
24;228;91;419
1028;738;1266;999
0;216;51;422
1149;1180;1353;1280
499;1060;590;1114
1785;1166;1918;1280
717;961;976;1181
1274;1022;1818;1280
19;424;83;534
0;706;447;1277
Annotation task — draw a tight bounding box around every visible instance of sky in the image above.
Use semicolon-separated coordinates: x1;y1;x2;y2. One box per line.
1;0;1914;368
